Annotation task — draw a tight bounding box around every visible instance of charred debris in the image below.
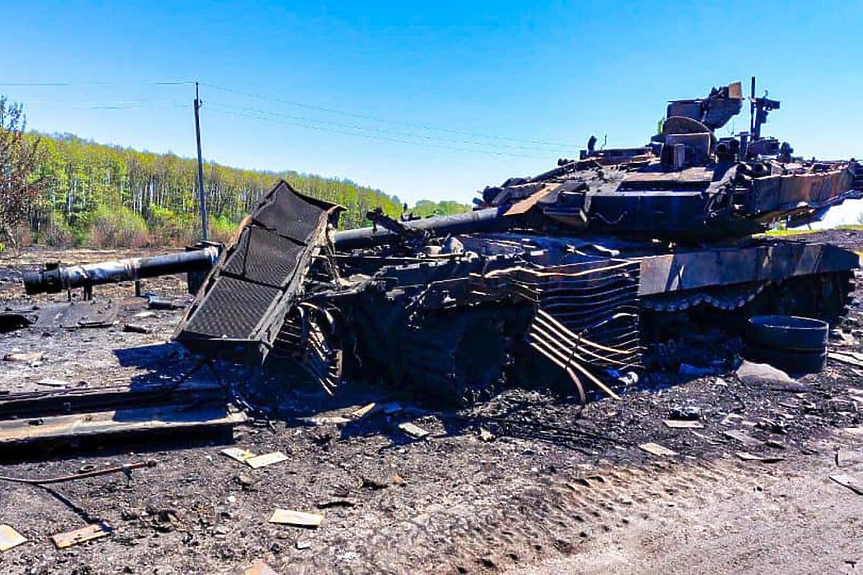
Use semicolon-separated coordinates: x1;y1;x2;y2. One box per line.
8;79;863;451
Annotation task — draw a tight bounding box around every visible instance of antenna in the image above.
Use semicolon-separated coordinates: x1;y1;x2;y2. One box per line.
749;76;756;139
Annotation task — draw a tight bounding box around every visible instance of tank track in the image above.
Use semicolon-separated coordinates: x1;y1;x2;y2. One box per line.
399;304;532;405
640;270;855;369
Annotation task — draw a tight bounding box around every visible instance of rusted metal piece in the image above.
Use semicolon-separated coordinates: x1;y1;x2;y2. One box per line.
0;460;155;485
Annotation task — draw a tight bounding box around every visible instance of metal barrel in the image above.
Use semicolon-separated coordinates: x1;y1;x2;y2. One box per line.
333;207;513;250
23;246;220;295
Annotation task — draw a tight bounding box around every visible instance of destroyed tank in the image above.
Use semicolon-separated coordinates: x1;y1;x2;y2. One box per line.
122;80;863;403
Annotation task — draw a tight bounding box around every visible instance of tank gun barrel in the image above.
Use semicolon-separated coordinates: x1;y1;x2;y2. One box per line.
23;246;220;295
333;207;513;250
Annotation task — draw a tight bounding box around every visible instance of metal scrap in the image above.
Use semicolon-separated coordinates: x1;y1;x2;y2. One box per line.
3;351;43;363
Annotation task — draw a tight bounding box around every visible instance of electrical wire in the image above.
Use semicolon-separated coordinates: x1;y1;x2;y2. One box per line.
0;80;196;87
207;100;572;154
1;79;577;158
208;104;551;160
201;82;579;149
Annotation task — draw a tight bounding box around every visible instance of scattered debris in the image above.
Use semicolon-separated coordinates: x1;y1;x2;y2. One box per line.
723;430;765;447
721;413;744;426
573;474;607;488
235;472;258;489
244;559;279;575
828;352;863;368
59;300;118;329
836;449;863;468
479;428;495;442
0;459;155;485
3;351;44;363
0;404;245;450
735;360;796;387
35;378;69;388
398;422;430;439
51;522;112;549
221;448;287;469
132;311;157;319
756;419;788;434
361;475;403;491
123;323;151;334
829;473;863;496
269;509;325;528
316;499;357;509
663;419;704;429
0;524;27;552
221;447;256;464
638;443;677;457
350;402;402;420
669;406;701;420
0;311;36;333
146;296;183;310
246;452;288;469
351;403;380;419
307;415;352;426
296;540;311;550
735;451;784;463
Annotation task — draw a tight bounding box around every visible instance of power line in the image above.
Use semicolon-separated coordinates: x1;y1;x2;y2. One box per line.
206;100;572;154
207;105;550;160
1;79;575;158
0;80;196;87
201;82;579;150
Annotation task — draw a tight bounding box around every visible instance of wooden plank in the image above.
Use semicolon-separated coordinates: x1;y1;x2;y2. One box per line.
269;509;324;528
723;430;764;447
0;381;225;420
638;442;677;457
246;451;288;469
663;419;704;429
829;474;863;496
829;352;863;368
0;525;26;552
221;447;256;464
51;522;112;549
398;422;430;439
0;404;246;447
736;451;784;463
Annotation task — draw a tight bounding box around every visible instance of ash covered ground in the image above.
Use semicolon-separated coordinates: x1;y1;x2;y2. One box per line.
0;234;862;574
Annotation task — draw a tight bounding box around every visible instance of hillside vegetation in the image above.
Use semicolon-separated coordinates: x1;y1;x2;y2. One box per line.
22;133;470;248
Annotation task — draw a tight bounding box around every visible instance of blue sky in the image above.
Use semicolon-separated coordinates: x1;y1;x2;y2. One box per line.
2;1;862;205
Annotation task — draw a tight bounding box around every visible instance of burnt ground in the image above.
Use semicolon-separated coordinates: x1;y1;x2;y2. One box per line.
0;234;862;574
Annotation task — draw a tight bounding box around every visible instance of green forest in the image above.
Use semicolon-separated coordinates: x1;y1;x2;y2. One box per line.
19;132;470;248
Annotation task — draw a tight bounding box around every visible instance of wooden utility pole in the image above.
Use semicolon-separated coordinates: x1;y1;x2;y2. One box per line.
194;82;208;240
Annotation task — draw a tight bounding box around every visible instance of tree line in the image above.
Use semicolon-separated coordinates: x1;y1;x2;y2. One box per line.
1;102;470;249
